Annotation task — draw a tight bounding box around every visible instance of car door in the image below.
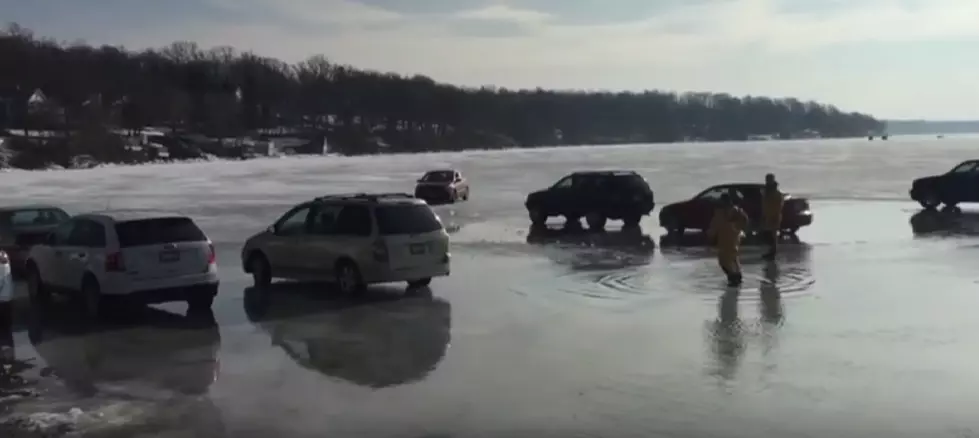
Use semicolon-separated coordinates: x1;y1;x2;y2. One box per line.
944;162;978;202
40;220;78;289
542;175;575;213
60;219;106;290
732;186;763;229
688;186;728;230
265;204;315;277
302;203;345;278
966;165;979;202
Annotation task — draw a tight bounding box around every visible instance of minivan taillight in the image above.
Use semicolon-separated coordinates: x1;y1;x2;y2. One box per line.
105;251;125;272
372;239;389;263
207;243;216;265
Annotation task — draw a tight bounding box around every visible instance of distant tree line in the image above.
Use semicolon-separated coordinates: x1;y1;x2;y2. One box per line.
0;23;884;161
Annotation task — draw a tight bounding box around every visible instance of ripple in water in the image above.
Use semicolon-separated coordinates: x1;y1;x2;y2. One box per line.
511;251;814;311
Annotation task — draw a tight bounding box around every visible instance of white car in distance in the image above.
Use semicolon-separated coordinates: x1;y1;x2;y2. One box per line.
241;193;451;294
24;211;219;318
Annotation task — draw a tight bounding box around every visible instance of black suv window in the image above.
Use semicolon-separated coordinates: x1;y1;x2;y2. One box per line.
376;205;442;235
552;176;573;189
611;174;650;193
950;162;978;173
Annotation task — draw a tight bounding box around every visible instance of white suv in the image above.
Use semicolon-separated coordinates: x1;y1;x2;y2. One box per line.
24;211;219;317
241;193;450;294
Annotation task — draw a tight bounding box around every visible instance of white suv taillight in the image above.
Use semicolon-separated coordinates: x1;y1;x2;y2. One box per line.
105;251;126;272
371;239;389;262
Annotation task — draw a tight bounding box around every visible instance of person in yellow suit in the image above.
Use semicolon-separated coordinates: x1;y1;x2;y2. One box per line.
708;193;749;286
761;173;784;261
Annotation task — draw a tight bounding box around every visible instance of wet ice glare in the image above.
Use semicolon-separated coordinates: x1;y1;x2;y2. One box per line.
4;135;979;437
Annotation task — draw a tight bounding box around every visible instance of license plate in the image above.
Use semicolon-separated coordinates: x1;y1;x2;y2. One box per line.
159;250;180;263
409;243;427;255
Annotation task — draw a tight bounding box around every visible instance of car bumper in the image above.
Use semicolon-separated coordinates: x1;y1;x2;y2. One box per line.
415;186;454;202
361;261;451;284
785;211;813;228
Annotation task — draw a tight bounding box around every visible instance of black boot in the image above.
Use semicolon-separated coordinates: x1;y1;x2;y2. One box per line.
727;272;744;286
727;272;743;287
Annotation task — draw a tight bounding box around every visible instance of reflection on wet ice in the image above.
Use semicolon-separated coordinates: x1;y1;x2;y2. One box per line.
707;260;786;383
909;207;979;236
243;284;452;389
28;304;221;397
526;224;655;271
12;303;226;436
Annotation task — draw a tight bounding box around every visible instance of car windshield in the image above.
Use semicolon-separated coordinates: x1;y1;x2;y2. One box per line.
114;217;207;247
0;208;69;230
422;171;454;182
375;205;443;235
950;162;977;173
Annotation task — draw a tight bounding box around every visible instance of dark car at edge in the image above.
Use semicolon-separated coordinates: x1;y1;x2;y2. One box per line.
909;160;979;210
0;205;70;274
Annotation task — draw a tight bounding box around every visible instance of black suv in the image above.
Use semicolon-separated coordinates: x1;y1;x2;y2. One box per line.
910;159;979;210
524;171;655;229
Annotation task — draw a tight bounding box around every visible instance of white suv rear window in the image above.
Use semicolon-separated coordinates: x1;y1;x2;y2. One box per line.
114;217;207;247
375;205;442;235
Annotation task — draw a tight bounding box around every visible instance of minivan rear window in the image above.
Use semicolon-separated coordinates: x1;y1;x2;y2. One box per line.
114;217;207;247
375;205;443;235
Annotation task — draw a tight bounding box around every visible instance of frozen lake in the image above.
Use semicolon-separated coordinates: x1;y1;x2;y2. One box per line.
3;135;979;437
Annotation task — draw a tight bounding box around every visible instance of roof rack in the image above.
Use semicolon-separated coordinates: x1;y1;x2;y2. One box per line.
315;192;417;202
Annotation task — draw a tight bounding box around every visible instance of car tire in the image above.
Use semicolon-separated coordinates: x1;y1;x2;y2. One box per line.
407;278;432;288
918;197;940;209
585;213;607;230
462;190;469;201
80;276;103;322
335;260;366;296
26;264;50;308
529;209;547;226
623;215;641;228
248;253;272;288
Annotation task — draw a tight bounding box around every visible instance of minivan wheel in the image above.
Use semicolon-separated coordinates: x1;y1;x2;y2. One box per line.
335;261;366;296
585;213;607;230
623;215;641;228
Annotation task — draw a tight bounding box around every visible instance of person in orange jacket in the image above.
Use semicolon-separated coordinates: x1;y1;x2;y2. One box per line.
761;173;784;260
708;193;749;286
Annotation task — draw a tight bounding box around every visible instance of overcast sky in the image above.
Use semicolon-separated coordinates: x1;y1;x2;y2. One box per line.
6;0;979;120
